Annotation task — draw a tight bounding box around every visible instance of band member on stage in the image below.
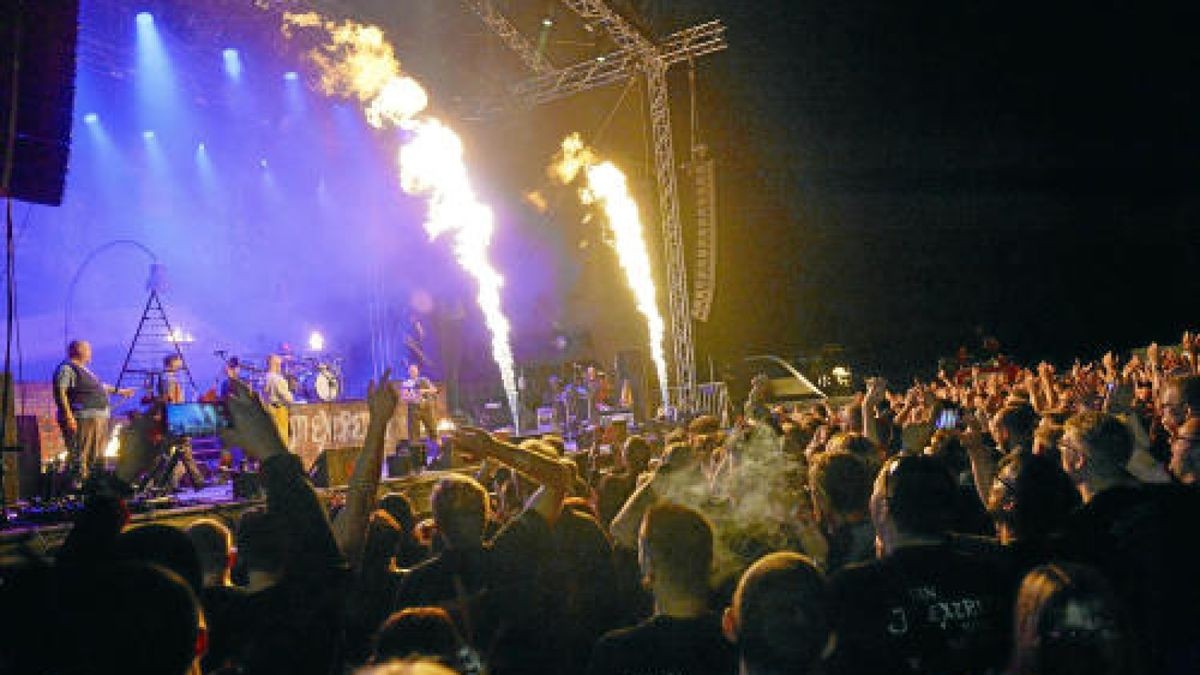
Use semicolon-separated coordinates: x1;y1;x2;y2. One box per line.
158;353;185;404
216;357;244;472
400;363;438;446
217;357;241;401
52;340;133;485
585;365;602;425
153;353;206;489
262;354;294;444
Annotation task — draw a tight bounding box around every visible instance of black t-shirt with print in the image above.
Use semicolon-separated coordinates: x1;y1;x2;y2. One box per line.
826;541;1010;675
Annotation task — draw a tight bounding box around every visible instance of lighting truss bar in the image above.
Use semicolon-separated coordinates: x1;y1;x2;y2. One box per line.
461;0;557;74
558;0;652;54
506;20;726;107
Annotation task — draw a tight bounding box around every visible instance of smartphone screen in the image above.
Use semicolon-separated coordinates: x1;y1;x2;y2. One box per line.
935;408;960;430
165;402;231;437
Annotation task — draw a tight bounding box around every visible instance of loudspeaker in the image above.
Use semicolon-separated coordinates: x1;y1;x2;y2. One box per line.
0;0;80;206
232;471;262;500
308;446;360;488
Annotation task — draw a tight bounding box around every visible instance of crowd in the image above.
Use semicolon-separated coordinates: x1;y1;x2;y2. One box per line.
3;334;1200;675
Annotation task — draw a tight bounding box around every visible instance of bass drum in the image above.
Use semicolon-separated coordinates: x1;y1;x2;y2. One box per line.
300;365;342;402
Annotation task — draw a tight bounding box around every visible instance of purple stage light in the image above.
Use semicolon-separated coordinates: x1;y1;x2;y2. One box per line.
136;11;153;26
284;71;299;81
83;112;99;124
142;130;156;140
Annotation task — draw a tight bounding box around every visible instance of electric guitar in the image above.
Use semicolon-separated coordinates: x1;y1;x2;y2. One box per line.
401;379;438;405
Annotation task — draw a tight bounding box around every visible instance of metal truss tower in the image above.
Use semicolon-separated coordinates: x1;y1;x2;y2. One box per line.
464;0;726;405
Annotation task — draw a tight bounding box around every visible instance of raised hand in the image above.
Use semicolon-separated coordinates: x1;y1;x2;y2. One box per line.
1148;342;1160;368
1102;351;1118;376
452;426;497;461
864;377;886;405
219;379;287;461
366;368;398;424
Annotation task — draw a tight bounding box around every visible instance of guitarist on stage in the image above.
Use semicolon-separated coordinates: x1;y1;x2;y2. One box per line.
400;363;438;448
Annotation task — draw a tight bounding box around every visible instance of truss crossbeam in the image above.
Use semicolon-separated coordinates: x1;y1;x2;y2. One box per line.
462;0;557;74
557;0;652;54
507;20;725;106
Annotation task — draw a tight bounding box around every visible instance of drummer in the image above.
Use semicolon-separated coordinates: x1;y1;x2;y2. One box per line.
261;354;294;443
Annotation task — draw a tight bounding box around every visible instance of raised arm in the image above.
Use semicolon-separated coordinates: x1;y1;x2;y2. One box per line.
221;381;346;580
332;370;397;568
453;427;572;523
861;378;886;446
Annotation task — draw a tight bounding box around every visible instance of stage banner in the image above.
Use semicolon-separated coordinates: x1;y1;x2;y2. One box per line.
287;388;446;470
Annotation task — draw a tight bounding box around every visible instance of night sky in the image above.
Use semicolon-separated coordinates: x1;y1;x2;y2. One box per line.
667;1;1200;377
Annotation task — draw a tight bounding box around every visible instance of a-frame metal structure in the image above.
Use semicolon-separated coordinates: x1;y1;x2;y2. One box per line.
115;290;198;398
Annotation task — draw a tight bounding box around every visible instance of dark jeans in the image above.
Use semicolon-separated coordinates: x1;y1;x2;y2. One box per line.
406;404;436;442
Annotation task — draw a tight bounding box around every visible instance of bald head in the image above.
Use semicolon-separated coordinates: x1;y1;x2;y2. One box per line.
67;340;92;363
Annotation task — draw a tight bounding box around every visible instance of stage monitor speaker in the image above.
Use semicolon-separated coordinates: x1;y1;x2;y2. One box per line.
232;471;262;500
0;0;80;206
385;453;412;478
309;446;360;488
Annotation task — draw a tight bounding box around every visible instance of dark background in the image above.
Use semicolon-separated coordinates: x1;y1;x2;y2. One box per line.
679;1;1200;377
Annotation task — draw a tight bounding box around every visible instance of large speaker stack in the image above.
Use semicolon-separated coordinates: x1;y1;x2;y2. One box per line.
0;0;80;206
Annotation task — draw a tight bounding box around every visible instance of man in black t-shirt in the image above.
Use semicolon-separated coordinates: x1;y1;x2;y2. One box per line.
826;455;1009;675
587;503;737;675
1057;411;1200;674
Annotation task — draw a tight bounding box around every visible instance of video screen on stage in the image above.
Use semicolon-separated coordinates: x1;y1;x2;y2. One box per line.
165;403;230;437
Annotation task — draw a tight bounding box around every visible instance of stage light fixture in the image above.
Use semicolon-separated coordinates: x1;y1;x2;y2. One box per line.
197;142;205;151
83;112;99;124
259;158;268;168
222;48;242;79
542;17;553;27
136;11;153;26
284;71;299;81
142;130;155;139
308;331;325;352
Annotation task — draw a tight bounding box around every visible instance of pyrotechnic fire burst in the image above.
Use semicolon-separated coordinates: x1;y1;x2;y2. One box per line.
282;12;518;423
553;134;671;410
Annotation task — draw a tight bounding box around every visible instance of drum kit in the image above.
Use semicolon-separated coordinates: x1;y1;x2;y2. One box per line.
215;350;344;402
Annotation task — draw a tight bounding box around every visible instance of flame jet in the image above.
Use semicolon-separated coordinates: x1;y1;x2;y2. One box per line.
552;133;670;411
282;12;518;422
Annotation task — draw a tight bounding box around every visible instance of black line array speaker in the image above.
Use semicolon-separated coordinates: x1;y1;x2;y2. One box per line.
0;0;80;206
